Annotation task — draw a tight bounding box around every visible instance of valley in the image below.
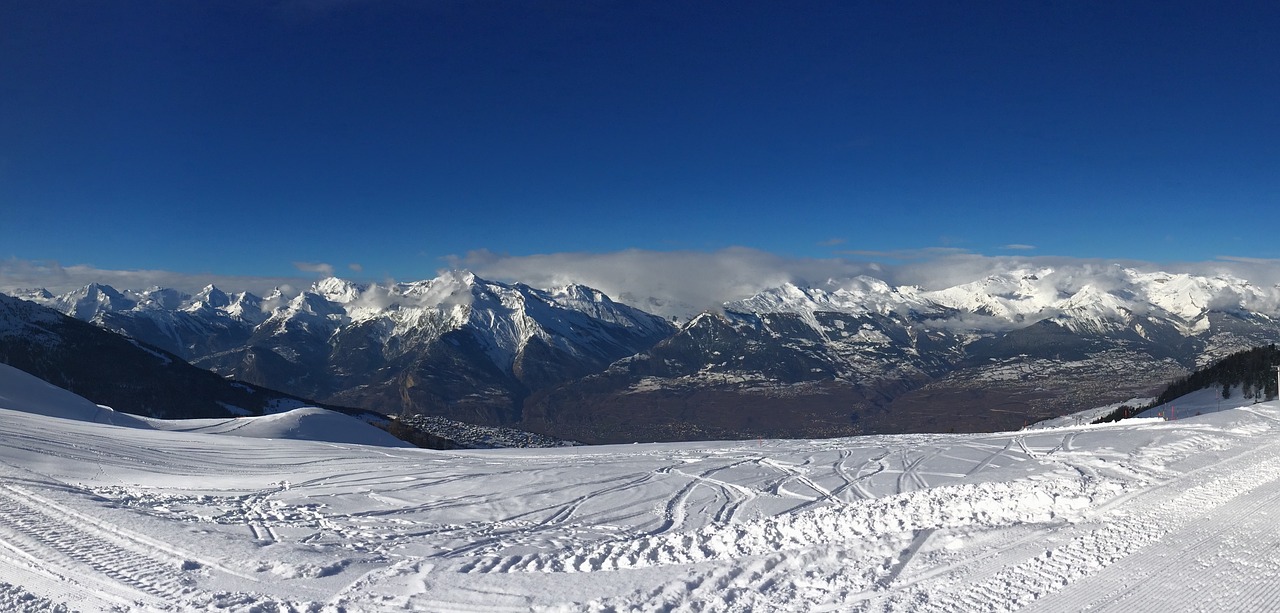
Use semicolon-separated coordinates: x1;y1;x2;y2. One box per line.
9;265;1278;443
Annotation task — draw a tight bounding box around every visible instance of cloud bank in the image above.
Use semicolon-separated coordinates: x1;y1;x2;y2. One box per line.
446;248;882;316
0;258;308;297
7;249;1280;319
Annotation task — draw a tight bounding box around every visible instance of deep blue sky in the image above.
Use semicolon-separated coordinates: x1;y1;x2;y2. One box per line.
3;1;1279;282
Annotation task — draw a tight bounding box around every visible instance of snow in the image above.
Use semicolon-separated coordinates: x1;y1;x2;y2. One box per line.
125;337;173;366
6;367;1280;610
1138;385;1262;420
1026;397;1154;430
0;363;148;428
0;362;405;447
727;266;1280;340
139;408;413;448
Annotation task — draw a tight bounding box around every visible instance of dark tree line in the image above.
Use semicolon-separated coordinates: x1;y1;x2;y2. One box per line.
1093;345;1280;425
1156;344;1280;405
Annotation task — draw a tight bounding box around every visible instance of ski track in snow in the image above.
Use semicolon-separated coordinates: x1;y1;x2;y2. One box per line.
0;484;196;606
4;389;1280;610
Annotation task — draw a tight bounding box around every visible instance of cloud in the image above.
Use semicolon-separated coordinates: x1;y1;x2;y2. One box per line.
0;258;307;296
817;238;846;247
1215;255;1280;265
10;250;1280;320
446;247;881;317
1001;244;1037;251
293;261;335;277
348;263;364;273
884;253;1156;291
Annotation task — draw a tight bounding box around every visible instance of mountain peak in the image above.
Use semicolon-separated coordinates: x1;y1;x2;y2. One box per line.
67;283;135;320
312;277;363;304
194;284;230;308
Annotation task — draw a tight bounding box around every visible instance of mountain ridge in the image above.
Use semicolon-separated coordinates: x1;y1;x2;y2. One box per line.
10;265;1280;442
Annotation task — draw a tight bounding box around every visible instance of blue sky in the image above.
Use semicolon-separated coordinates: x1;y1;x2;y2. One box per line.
3;1;1279;283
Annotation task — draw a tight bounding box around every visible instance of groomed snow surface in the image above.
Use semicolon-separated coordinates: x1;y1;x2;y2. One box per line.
3;364;1280;611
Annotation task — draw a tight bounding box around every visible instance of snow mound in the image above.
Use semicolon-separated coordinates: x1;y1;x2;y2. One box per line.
142;407;413;448
0;363;150;428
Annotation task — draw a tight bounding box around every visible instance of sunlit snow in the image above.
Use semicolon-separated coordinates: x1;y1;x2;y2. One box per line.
3;363;1280;611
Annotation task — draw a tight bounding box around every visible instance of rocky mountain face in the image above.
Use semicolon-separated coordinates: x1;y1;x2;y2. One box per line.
13;267;1280;443
527;269;1279;442
0;293;328;419
13;273;674;427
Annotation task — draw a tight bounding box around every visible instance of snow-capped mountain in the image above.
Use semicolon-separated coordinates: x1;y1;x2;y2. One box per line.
0;293;332;420
13;273;675;427
12;266;1280;443
729;267;1278;343
527;267;1280;442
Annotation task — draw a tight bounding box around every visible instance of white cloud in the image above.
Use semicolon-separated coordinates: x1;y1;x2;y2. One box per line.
348;263;364;273
9;250;1280;319
886;253;1155;290
0;258;307;296
1216;255;1280;265
1001;244;1036;251
446;247;881;317
293;261;335;277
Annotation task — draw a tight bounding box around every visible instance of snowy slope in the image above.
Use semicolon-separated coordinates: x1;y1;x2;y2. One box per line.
0;363;149;428
138;408;413;448
3;378;1280;610
0;362;406;448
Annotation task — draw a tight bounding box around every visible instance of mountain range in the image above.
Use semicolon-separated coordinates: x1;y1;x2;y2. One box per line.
0;292;331;420
9;266;1280;443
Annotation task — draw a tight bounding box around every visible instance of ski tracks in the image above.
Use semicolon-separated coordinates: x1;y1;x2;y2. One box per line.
759;457;842;506
964;440;1015;478
0;483;203;609
242;485;285;543
1022;443;1280;612
896;448;945;494
832;449;890;501
906;436;1280;612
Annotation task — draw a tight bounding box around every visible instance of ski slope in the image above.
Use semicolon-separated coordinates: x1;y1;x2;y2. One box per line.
3;368;1280;610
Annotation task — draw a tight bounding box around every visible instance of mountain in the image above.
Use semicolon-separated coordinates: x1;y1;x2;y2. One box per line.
14;273;675;427
527;269;1279;441
11;283;267;362
14;266;1280;443
0;293;335;419
0;360;150;427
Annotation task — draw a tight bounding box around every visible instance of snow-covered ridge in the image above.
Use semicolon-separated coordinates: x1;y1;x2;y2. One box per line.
18;266;1279;342
726;266;1280;336
14;265;1280;385
13;271;675;372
